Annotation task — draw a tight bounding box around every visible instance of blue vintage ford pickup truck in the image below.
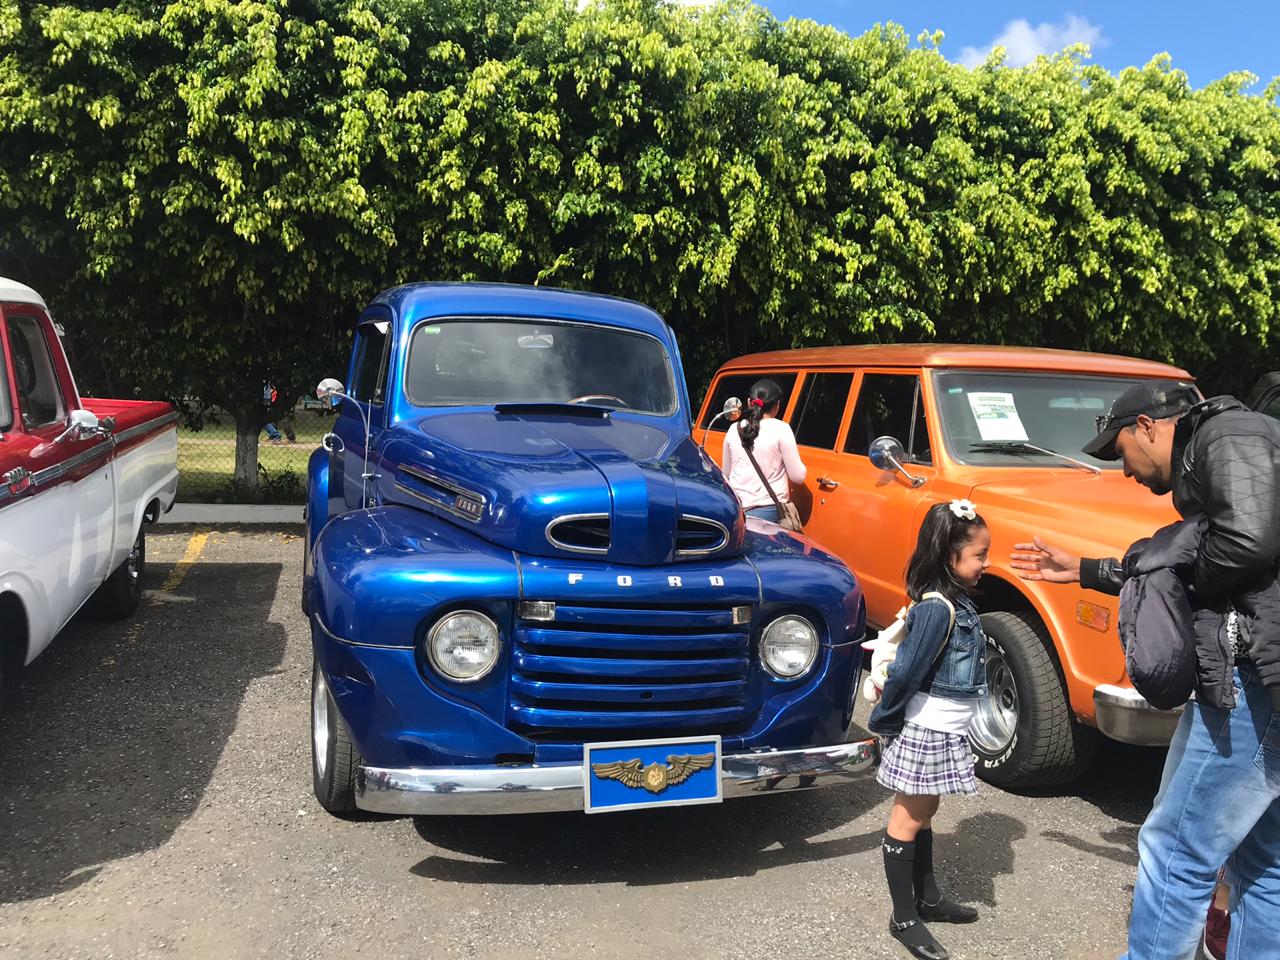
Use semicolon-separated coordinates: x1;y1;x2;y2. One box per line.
304;283;879;816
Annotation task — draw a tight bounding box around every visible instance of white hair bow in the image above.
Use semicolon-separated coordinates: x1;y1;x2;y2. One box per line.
949;499;977;521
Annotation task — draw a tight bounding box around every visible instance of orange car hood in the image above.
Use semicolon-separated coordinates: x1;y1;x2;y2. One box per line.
968;469;1180;559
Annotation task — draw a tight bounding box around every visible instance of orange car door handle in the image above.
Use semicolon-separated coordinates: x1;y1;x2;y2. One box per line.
816;476;840;490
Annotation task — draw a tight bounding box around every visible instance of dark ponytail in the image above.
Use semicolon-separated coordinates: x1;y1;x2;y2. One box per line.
905;502;987;602
738;378;783;452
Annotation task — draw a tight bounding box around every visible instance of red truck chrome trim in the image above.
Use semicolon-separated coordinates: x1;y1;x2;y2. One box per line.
111;411;179;451
0;411;177;510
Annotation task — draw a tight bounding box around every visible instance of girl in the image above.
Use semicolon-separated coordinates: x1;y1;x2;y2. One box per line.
869;500;991;960
720;378;806;523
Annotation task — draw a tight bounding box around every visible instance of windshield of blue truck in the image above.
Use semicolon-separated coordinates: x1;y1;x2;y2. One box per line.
405;319;679;415
933;370;1198;469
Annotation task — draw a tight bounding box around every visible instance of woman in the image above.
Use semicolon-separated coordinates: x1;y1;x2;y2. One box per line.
721;378;806;522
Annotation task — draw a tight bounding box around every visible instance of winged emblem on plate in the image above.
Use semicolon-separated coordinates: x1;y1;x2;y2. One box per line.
591;753;716;794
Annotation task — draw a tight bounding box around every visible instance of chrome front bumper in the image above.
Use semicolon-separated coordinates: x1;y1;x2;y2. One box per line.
1094;684;1183;746
355;739;881;815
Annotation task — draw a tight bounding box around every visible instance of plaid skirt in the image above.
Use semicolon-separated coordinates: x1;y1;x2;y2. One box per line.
876;723;978;796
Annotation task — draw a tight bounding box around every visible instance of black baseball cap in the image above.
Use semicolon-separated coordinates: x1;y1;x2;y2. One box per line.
1082;381;1198;461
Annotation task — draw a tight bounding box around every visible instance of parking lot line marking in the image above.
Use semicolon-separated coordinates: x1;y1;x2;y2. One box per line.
161;532;208;593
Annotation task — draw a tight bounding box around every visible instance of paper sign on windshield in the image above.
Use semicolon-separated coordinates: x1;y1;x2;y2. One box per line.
967;392;1029;442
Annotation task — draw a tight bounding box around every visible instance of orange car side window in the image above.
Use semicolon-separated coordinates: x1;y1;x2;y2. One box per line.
847;373;931;464
792;372;854;449
699;372;797;431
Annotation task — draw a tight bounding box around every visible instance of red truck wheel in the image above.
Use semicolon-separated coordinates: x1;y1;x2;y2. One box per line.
92;527;145;620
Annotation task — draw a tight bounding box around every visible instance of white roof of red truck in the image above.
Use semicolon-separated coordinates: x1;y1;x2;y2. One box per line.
0;276;48;310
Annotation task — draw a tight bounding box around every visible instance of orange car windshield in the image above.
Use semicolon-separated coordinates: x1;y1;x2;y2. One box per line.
933;371;1196;469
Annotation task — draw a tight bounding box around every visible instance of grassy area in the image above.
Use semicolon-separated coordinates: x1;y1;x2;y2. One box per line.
176;409;335;503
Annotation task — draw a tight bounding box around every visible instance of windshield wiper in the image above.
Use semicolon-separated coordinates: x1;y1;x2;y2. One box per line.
494;402;612;419
969;441;1101;474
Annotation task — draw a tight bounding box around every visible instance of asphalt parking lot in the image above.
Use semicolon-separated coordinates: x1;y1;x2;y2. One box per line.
0;528;1172;960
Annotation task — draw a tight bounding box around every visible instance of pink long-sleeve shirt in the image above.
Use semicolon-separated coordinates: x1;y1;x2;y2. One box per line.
721;418;807;510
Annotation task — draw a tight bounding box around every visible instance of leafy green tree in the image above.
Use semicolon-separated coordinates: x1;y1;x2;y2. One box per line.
4;0;1279;505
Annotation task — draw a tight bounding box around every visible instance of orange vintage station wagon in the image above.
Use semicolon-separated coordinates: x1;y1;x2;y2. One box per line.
695;345;1194;788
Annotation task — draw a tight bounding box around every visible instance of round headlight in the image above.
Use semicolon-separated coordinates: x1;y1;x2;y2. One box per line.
426;611;502;682
760;615;819;679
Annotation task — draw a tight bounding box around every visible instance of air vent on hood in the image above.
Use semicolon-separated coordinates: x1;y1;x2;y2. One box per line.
546;514;611;554
675;516;730;558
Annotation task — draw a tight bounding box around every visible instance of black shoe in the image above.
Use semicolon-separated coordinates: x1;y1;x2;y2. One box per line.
916;897;979;924
889;915;949;960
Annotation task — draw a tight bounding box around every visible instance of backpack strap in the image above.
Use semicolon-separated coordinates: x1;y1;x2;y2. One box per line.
919;591;957;662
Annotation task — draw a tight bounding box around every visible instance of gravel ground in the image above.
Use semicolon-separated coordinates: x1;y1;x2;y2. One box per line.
0;528;1174;960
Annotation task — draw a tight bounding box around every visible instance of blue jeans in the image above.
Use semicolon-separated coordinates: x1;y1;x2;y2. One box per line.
745;505;779;522
1122;665;1280;960
263;422;282;441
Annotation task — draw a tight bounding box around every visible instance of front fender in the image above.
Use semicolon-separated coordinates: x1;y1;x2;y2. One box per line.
312;505;521;647
743;521;867;740
306;447;329;549
311;505;522;758
744;523;867;646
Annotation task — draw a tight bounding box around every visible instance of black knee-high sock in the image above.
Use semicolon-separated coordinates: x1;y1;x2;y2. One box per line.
914;828;942;905
882;835;919;923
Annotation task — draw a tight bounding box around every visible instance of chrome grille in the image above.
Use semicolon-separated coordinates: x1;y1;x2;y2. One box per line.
546;514;611;554
675;515;729;557
509;603;754;740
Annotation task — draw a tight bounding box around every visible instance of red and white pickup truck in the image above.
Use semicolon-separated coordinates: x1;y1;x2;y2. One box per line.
0;277;178;702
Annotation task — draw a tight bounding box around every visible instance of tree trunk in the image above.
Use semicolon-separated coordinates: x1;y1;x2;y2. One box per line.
232;410;262;498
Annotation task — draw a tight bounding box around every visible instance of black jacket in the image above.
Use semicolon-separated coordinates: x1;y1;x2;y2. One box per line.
1116;521;1200;710
1081;396;1280;710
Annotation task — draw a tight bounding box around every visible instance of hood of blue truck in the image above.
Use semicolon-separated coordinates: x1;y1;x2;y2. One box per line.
380;409;745;565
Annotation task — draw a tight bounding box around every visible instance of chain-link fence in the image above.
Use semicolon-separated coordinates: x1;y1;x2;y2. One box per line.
177;404;336;503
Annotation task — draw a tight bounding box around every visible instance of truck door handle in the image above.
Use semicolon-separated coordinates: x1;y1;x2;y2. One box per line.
816;476;840;490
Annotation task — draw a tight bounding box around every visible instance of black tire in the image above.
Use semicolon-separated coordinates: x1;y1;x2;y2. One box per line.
311;658;361;813
92;526;145;620
969;611;1097;789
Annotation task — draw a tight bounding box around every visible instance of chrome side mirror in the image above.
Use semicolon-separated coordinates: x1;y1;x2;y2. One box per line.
869;435;925;488
698;396;744;453
316;377;377;506
316;378;346;408
53;408;105;444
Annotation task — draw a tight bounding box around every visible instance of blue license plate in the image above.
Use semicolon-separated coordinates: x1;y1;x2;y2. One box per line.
583;735;723;813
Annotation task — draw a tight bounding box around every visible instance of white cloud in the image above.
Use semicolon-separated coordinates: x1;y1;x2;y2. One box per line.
958;14;1108;69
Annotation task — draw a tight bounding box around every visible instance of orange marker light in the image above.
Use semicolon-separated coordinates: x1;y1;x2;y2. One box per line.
1076;601;1111;633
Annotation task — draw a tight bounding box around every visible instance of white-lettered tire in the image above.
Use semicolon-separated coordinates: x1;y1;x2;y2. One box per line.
969;611;1096;788
311;658;361;813
92;526;145;620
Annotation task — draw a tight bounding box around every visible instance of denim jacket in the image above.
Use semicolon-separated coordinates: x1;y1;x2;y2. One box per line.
868;593;989;736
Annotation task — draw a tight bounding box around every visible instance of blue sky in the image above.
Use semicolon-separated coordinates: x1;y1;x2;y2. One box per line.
751;1;1280;91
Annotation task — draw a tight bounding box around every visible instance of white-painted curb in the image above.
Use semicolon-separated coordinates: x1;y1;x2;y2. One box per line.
160;504;304;525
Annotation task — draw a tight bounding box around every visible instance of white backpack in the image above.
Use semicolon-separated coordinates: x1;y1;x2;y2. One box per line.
860;592;957;704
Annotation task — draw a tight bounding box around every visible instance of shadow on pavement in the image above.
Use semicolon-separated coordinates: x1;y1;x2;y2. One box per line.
946;811;1027;907
1073;738;1166;824
410;783;888;886
1029;737;1164;868
0;557;286;904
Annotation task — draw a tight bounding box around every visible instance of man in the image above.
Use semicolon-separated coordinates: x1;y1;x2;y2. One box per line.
1010;381;1280;960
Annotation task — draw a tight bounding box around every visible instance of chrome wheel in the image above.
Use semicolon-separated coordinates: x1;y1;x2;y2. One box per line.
970;643;1019;754
312;664;331;781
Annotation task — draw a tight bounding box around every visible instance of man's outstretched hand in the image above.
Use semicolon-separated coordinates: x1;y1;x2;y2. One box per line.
1010;537;1082;584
